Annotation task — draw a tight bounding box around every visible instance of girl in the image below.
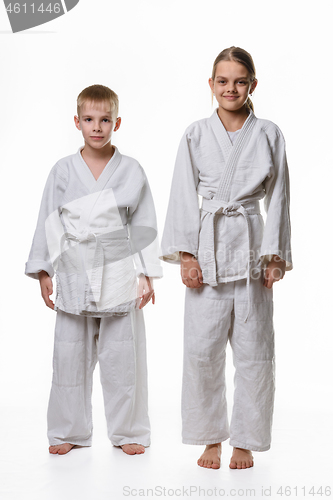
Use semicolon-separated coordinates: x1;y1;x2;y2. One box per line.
160;47;292;470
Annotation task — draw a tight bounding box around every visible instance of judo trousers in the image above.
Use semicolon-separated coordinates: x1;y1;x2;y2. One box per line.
182;274;274;451
47;308;150;447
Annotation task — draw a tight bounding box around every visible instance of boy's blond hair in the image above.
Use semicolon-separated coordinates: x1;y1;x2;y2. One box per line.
77;84;119;120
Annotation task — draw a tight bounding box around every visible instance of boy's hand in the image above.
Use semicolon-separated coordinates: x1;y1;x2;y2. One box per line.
38;270;55;309
263;255;286;289
180;252;203;288
137;275;155;309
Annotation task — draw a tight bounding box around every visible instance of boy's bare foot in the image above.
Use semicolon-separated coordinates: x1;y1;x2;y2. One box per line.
229;447;254;469
197;443;221;469
121;443;145;455
49;443;74;455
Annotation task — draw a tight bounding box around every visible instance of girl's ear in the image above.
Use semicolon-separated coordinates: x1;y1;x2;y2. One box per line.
250;79;258;94
208;78;215;93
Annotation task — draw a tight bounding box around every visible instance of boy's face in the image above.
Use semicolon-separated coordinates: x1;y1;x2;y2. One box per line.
74;100;120;150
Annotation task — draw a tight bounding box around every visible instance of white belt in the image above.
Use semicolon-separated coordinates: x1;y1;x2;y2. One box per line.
201;198;261;322
59;227;129;304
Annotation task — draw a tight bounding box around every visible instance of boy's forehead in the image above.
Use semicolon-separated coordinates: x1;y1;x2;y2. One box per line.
81;100;112;115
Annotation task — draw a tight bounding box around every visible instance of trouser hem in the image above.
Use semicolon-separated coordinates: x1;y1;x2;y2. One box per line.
229;439;270;452
112;439;151;448
49;439;92;447
182;434;230;445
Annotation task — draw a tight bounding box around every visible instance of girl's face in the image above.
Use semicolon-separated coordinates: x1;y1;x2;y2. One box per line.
209;60;257;113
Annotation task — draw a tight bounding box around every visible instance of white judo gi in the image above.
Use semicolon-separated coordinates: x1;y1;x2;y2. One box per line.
160;109;292;451
25;146;163;447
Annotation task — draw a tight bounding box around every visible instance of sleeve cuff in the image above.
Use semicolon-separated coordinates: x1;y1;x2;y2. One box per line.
135;264;163;279
259;252;293;271
25;260;54;280
159;246;198;264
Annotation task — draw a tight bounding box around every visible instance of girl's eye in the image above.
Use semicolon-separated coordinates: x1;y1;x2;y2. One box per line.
218;80;226;84
237;81;247;85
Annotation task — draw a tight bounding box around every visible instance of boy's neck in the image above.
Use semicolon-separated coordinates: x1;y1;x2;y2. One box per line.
81;141;114;163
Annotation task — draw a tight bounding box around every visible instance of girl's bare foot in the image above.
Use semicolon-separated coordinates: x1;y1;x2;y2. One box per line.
197;443;221;469
121;443;145;455
229;447;254;469
49;443;74;455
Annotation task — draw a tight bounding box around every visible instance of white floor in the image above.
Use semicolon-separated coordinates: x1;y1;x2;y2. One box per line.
2;270;332;500
1;371;332;500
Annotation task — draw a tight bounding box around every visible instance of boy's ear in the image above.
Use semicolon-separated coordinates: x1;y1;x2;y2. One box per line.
114;117;121;132
74;115;81;131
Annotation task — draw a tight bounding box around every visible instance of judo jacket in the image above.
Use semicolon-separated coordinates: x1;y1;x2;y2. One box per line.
25;147;163;317
160;109;293;285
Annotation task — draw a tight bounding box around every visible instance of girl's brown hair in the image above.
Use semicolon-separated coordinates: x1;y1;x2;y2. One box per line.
211;46;256;112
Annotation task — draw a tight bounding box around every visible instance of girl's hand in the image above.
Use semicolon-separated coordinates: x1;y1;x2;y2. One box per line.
138;275;155;309
38;270;55;309
263;255;286;289
180;252;203;288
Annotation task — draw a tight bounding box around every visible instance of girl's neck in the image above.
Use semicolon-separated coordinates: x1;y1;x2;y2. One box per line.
217;105;250;132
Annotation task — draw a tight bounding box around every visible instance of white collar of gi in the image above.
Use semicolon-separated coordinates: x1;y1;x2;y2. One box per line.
76;146;122;193
209;108;256;159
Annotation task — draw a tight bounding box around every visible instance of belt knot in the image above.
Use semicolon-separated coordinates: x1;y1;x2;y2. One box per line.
218;203;241;217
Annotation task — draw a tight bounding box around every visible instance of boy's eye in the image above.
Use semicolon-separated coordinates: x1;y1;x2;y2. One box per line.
102;119;110;122
218;80;226;84
85;118;92;122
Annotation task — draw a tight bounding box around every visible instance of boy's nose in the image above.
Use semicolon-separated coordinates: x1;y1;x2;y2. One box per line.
93;123;102;131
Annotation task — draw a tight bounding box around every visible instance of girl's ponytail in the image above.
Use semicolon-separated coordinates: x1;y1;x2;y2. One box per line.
246;96;254;112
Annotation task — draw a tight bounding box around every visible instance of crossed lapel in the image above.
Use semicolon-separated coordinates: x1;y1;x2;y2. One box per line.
75;146;122;231
209;109;257;201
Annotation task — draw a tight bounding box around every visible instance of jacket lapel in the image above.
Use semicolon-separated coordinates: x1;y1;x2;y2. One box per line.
209;109;257;201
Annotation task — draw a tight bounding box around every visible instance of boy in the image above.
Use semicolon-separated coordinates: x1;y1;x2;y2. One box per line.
25;85;162;455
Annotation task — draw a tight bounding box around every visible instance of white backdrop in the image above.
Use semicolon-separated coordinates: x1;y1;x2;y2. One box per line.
1;1;332;499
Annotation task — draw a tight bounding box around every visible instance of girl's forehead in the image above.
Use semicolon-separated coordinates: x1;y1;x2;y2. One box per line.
215;60;249;77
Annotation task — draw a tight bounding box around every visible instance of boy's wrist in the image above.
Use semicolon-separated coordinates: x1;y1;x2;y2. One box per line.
38;270;49;279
